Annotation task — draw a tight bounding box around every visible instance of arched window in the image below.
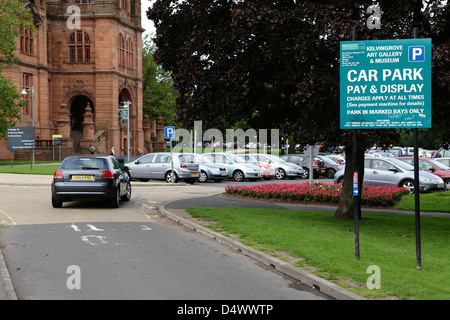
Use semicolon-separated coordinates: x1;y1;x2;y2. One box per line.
126;38;134;69
118;34;125;66
68;30;91;63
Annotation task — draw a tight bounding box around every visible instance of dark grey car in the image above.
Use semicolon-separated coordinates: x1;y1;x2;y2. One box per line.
51;155;131;208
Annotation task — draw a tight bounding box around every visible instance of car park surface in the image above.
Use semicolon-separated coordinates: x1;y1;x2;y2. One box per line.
397;157;450;191
51;155;131;208
125;152;200;184
334;156;445;194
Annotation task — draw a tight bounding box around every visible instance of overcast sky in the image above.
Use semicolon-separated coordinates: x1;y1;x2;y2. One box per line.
141;0;156;36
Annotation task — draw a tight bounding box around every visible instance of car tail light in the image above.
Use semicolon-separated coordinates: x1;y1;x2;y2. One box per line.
54;170;63;179
180;165;187;168
102;171;114;179
313;162;318;166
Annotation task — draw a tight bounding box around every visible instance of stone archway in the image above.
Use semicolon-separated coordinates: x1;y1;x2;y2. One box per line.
70;95;94;152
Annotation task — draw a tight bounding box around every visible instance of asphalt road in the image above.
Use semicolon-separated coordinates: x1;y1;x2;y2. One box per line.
0;178;333;300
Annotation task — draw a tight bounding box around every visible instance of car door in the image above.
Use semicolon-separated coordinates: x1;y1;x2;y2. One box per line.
131;154;155;179
151;154;171;179
216;154;234;178
368;159;398;186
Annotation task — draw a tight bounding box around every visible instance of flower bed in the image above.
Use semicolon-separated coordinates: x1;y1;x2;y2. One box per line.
225;182;409;207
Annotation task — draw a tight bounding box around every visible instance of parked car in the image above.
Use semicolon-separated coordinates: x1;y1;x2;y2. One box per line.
316;156;344;179
279;154;324;178
202;153;263;181
327;154;345;165
51;155;131;208
369;146;403;157
187;153;228;183
334;157;445;194
435;158;450;167
253;154;304;180
236;154;275;179
125;152;199;184
397;157;450;191
431;145;450;159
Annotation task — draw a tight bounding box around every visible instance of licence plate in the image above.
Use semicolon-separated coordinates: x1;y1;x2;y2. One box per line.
191;173;199;177
72;175;94;181
320;169;325;172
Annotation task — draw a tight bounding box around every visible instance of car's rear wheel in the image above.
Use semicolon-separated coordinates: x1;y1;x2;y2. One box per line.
121;181;131;201
165;171;178;183
51;195;63;208
110;187;120;208
326;168;336;179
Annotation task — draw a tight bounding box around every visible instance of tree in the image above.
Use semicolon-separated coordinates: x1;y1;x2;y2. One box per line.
142;34;178;125
0;0;34;138
148;0;449;219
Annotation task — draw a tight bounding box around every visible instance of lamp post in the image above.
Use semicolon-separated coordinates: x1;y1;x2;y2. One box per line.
123;101;131;162
21;86;35;166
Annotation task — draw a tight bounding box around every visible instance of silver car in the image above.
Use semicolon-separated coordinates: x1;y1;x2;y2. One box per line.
187;153;228;182
254;154;304;180
334;157;445;193
202;153;263;181
125;152;200;184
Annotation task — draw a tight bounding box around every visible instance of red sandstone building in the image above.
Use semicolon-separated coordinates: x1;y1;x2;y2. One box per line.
0;0;163;160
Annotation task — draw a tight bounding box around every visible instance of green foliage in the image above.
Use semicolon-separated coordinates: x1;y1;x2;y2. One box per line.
142;34;178;126
0;74;24;138
0;0;34;65
0;0;35;138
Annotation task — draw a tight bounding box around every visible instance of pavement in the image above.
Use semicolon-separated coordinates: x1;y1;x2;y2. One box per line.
0;173;447;300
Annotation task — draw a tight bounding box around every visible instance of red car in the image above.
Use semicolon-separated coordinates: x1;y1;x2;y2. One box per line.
237;154;275;179
397;157;450;191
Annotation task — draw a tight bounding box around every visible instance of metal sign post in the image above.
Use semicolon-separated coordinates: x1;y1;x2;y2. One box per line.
165;126;176;183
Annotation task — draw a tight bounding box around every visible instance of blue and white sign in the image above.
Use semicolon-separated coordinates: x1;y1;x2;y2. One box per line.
164;126;175;139
340;38;431;129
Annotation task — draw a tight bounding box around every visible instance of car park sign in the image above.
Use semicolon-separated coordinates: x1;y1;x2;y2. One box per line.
340;38;431;129
164;126;175;139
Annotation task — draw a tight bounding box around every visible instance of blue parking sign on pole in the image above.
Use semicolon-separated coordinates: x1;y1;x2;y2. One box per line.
164;126;175;139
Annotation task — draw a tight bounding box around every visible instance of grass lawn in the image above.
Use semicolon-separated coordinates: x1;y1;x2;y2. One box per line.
186;206;450;300
0;162;60;175
394;190;450;213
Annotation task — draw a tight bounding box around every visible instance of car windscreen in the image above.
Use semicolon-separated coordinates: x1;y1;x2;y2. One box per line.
388;158;414;171
428;158;450;170
61;157;107;170
227;154;246;163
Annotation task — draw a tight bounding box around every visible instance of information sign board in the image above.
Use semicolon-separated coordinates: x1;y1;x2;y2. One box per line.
7;127;35;150
340;38;431;129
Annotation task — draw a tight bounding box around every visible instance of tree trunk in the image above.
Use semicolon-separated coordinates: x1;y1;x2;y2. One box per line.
333;141;365;220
